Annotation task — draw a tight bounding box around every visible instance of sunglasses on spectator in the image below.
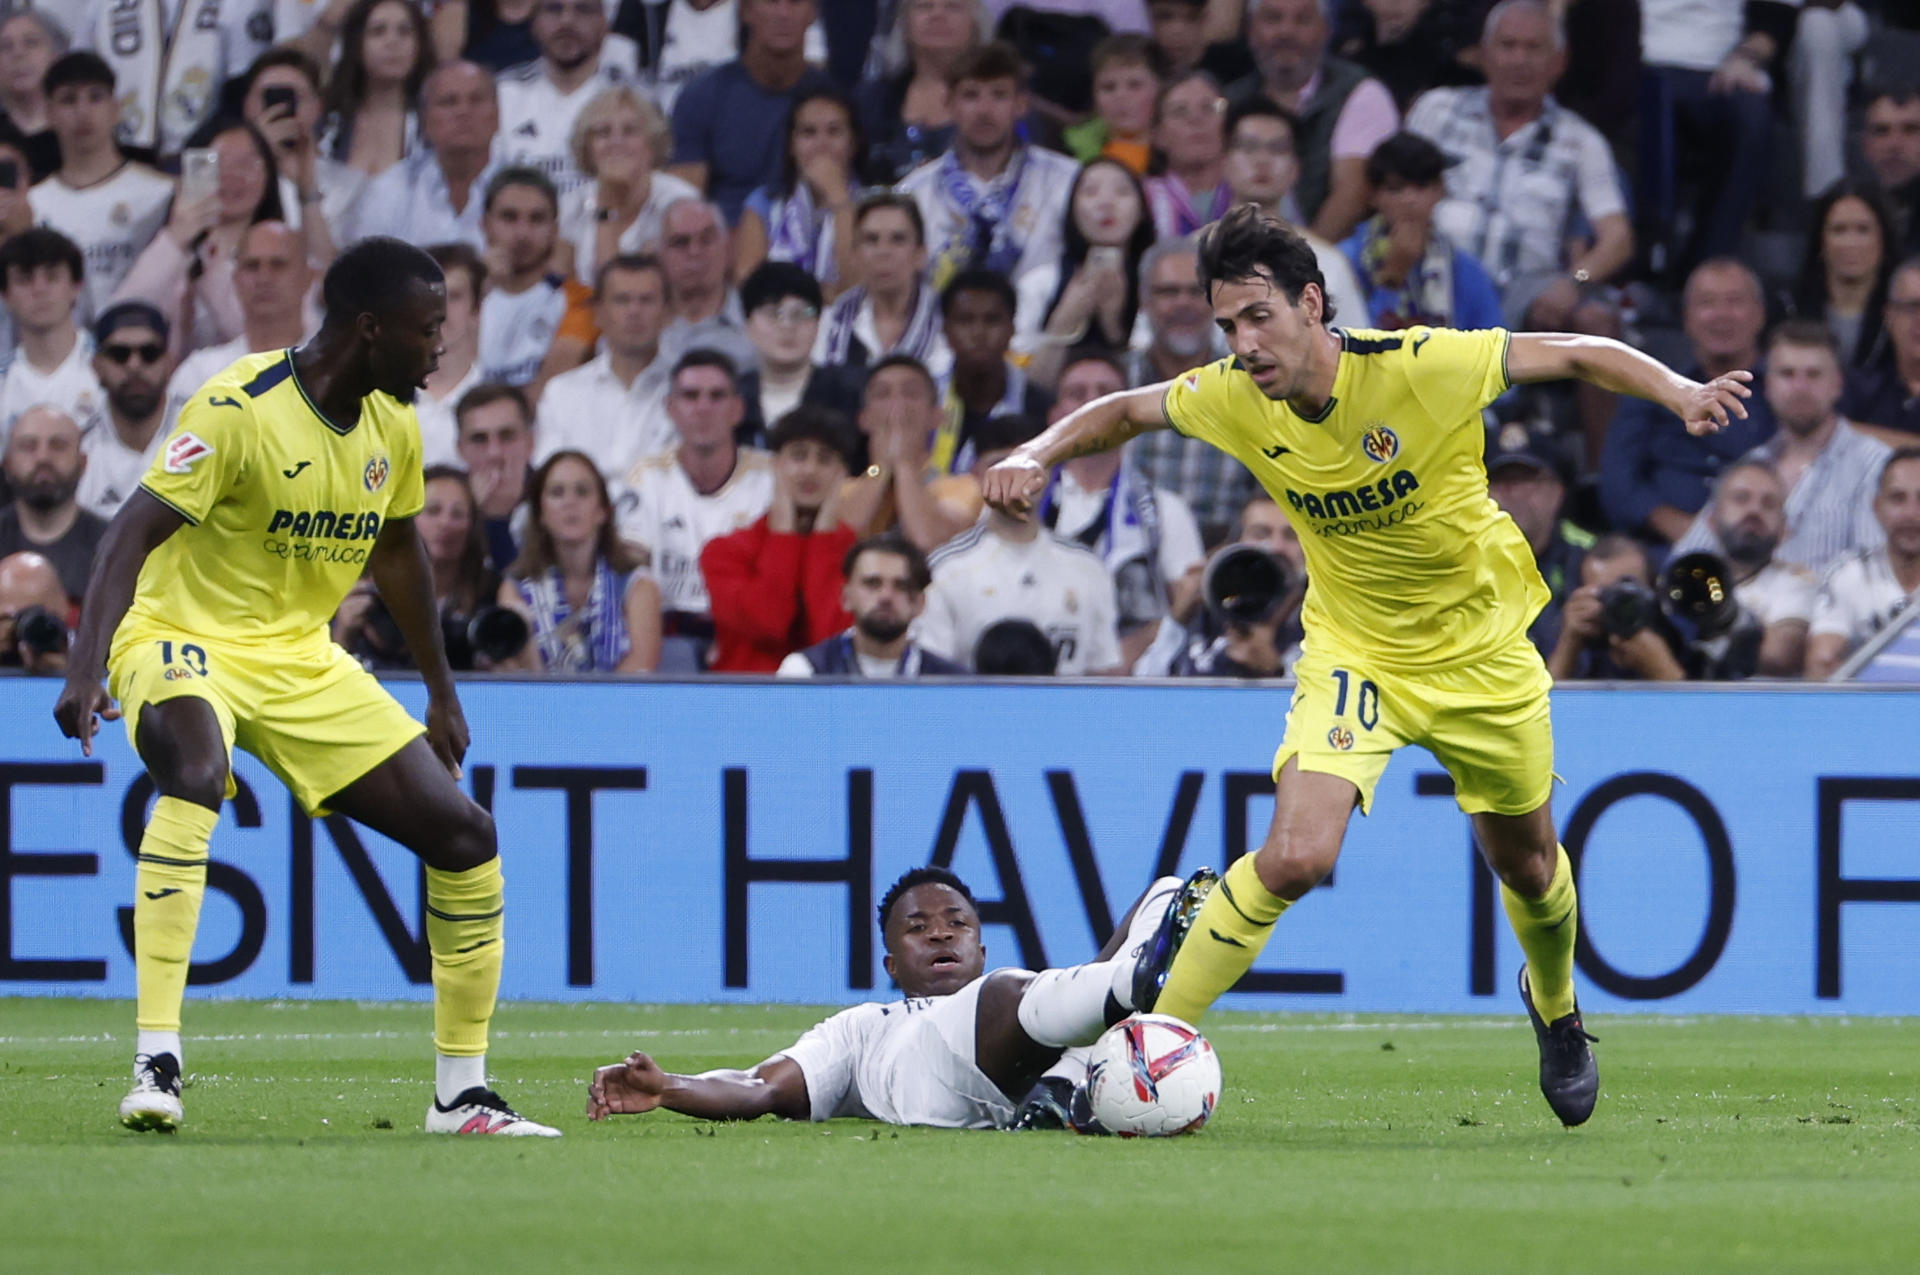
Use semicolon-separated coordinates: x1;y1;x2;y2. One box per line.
101;342;167;365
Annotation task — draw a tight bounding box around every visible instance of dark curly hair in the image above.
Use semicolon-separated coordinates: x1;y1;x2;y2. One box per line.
877;866;978;933
1196;201;1334;323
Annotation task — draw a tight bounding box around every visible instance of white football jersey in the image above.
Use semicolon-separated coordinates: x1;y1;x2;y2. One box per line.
1811;546;1918;650
29;165;174;320
415;363;480;470
76;414;166;519
559;171;701;285
478;278;569;387
918;524;1123;674
496;44;640;197
778;979;1016;1128
165;336;250;419
534;350;676;481
1735;559;1817;629
0;337;104;442
615;446;773;614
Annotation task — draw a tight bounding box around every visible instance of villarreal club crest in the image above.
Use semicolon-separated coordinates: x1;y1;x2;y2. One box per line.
364;454;390;493
1360;423;1400;464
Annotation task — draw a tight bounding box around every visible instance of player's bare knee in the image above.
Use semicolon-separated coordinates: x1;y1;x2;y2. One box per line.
428;800;496;873
1254;835;1338;900
1493;848;1556;899
159;758;228;811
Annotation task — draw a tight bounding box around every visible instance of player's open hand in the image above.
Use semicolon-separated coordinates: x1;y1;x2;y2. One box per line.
1679;371;1753;436
53;677;120;757
586;1051;670;1120
980;454;1049;519
425;693;470;780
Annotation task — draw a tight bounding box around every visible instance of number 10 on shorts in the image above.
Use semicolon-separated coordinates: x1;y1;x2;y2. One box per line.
158;640;209;679
1331;668;1379;730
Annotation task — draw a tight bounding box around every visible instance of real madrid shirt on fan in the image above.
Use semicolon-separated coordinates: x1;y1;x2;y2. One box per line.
77;413;168;519
615;446;773;615
120;349;425;656
497;43;640;197
1810;546;1918;652
916;524;1123;674
28;164;174;320
1163;326;1547;672
477;276;576;387
0;334;103;440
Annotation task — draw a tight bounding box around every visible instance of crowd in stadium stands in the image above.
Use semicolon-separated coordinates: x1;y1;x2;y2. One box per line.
0;0;1917;682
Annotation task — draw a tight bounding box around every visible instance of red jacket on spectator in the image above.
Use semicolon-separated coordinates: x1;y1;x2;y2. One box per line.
701;516;857;672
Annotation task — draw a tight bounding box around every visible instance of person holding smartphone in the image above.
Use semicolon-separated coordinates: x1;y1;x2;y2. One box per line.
1024;157;1157;392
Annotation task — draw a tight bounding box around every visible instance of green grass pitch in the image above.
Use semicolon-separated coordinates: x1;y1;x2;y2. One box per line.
3;999;1915;1274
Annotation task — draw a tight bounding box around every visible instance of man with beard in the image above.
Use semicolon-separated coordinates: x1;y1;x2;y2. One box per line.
779;534;966;678
0;404;106;603
498;0;640;196
1702;460;1815;679
1806;449;1920;681
78;303;175;520
1127;237;1251;546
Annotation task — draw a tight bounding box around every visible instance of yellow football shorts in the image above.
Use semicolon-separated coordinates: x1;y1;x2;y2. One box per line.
109;632;425;816
1274;635;1555;816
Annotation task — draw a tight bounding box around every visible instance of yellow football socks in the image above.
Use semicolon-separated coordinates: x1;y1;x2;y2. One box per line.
1154;855;1292;1025
132;797;219;1034
425;858;505;1057
1503;845;1579;1023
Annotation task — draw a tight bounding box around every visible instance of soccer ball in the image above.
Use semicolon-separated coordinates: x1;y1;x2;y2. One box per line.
1085;1013;1222;1137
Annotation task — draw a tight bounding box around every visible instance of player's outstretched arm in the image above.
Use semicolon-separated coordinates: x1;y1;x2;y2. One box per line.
981;382;1176;518
1507;333;1753;436
366;516;468;777
53;491;188;755
585;1051;810;1123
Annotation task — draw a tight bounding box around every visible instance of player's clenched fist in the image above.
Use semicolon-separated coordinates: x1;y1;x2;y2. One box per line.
53;677;120;757
1679;370;1754;436
586;1051;670;1120
981;454;1049;518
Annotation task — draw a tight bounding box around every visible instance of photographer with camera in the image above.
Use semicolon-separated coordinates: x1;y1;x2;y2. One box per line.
333;466;533;672
1173;539;1303;678
0;549;69;673
1546;535;1687;682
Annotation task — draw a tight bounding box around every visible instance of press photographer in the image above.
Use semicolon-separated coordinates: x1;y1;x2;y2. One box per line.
0;550;71;675
1173;541;1303;678
1548;535;1760;681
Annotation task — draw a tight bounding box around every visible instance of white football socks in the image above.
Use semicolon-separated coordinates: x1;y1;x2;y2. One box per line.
136;1030;181;1069
436;1053;487;1106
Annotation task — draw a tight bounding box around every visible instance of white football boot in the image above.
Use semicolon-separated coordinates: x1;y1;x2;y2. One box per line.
118;1052;185;1133
425;1086;562;1136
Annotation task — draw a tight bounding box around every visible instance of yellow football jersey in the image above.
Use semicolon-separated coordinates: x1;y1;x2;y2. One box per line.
1164;325;1547;671
119;349;425;654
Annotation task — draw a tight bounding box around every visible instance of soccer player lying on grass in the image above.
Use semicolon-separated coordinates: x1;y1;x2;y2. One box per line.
585;867;1209;1130
979;204;1755;1128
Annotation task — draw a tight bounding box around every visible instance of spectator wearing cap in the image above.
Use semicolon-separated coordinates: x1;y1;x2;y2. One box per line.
1228;0;1399;244
917;413;1123;676
0;226;100;442
77;301;173;520
1342;132;1502;333
778;533;968;677
1600;258;1776;546
0;403;105;605
1670;321;1891;578
1842;257;1920;445
701;404;859;673
1697;458;1816;679
1485;419;1591;658
736;260;863;448
1404;0;1630;465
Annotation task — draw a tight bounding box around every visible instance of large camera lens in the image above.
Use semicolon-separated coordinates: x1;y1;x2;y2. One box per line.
1663;552;1741;639
13;605;66;655
467;606;531;664
1598;577;1659;638
1204;544;1292;626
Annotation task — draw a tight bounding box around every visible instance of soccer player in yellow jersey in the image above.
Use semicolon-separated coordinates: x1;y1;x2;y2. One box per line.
981;207;1754;1126
54;238;559;1137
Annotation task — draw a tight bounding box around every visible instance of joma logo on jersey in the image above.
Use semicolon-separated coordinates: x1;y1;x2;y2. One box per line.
1360;424;1400;464
266;509;383;540
363;455;390;492
1284;469;1420;520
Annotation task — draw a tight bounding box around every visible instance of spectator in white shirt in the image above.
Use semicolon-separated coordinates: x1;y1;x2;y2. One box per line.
536;253;676;479
77;301;173;520
164;220;317;437
898;41;1078;305
1404;0;1631;466
498;0;641;196
1806;448;1920;680
0;227;102;442
1220;96;1370;330
656;196;758;373
812;191;952;381
1037;348;1204;670
475;165;585;389
28;53;172;321
917;413;1124;676
1699;458;1817;678
1673;321;1892;576
353;60;504;250
557;85;699;286
417;243;487;468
